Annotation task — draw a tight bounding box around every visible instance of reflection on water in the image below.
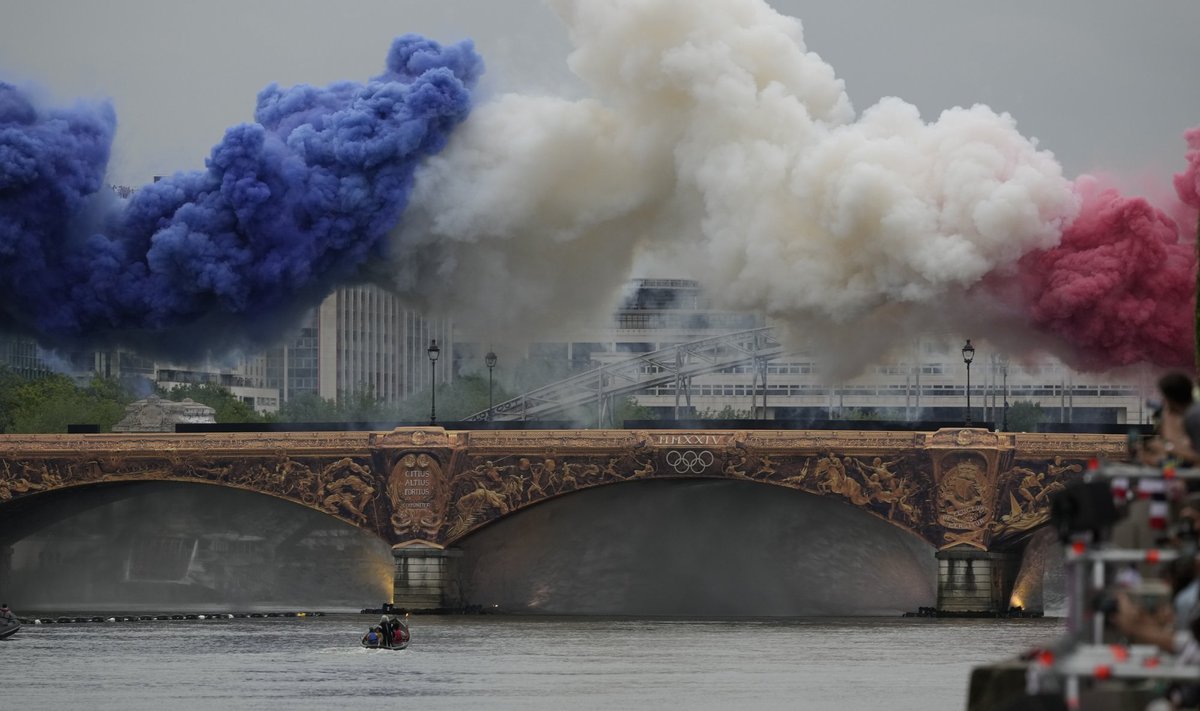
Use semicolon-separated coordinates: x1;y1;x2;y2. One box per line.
4;614;1063;711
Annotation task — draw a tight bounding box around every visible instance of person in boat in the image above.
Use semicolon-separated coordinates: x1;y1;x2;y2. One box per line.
364;627;380;646
391;621;409;646
379;615;394;647
0;603;13;624
391;609;410;646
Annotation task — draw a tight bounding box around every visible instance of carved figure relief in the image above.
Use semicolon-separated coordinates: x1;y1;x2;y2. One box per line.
990;457;1082;539
0;429;1116;552
319;458;376;525
447;484;510;539
850;457;919;524
936;454;995;549
811;453;871;505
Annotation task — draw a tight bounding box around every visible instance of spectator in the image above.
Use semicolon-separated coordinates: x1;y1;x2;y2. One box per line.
1141;372;1200;467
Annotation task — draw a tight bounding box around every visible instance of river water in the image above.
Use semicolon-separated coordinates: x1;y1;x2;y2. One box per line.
6;614;1061;711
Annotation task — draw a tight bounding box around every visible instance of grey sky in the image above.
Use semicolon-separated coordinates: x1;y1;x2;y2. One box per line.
1;0;1196;189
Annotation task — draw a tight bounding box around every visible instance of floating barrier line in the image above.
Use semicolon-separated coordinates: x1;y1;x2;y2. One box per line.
18;611;326;624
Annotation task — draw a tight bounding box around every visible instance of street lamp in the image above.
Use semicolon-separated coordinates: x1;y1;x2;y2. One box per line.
427;339;440;425
961;339;975;426
485;348;498;421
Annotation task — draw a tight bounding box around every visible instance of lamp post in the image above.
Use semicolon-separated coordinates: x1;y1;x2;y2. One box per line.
485;348;498;421
962;339;975;426
427;339;440;425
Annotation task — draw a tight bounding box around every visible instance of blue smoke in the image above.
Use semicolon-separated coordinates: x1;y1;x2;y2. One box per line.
0;35;482;357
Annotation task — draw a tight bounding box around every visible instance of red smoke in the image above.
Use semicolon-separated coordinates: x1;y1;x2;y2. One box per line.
1014;174;1196;370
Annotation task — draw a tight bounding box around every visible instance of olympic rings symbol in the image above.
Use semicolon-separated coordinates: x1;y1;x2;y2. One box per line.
665;449;714;474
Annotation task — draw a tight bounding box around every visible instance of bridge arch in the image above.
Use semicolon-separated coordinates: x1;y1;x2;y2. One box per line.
451;477;938;615
0;479;393;610
445;469;935;551
0;477;370;543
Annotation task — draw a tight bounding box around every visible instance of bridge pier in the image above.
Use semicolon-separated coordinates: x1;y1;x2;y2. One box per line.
391;546;462;610
936;547;1022;615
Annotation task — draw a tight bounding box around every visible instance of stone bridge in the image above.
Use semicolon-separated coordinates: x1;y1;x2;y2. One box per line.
0;427;1124;614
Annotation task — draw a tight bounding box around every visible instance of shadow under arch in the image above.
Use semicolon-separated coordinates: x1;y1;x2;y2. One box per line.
452;477;938;616
0;480;393;611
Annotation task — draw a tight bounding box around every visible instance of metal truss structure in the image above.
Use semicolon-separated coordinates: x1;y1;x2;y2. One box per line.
463;327;784;424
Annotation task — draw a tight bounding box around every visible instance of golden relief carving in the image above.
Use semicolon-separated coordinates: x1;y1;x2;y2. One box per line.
738;430;925;451
457;430;644;453
937;456;993;532
1013;433;1124;458
0;429;1120;551
990;456;1086;540
926;428;1009;449
385;452;450;540
318;458;376;525
0;450;382;530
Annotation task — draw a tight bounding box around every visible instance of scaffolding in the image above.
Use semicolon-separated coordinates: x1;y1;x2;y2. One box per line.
1020;461;1200;709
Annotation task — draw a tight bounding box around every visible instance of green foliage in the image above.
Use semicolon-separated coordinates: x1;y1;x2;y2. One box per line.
0;366;25;433
395;374;513;423
693;405;752;420
612;395;656;426
268;377;513;425
432;374;509;421
338;385;390;422
4;373;133;433
1005;400;1044;432
276;392;340;422
159;382;266;423
273;388;397;425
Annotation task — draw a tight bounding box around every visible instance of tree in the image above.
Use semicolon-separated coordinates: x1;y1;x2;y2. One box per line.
276;392;340;423
694;405;751;420
611;395;656;427
8;374;132;433
338;385;390;423
1005;400;1045;432
428;374;496;422
0;366;26;433
393;375;513;423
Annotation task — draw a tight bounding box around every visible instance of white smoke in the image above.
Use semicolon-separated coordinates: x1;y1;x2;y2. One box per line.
381;0;1077;369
